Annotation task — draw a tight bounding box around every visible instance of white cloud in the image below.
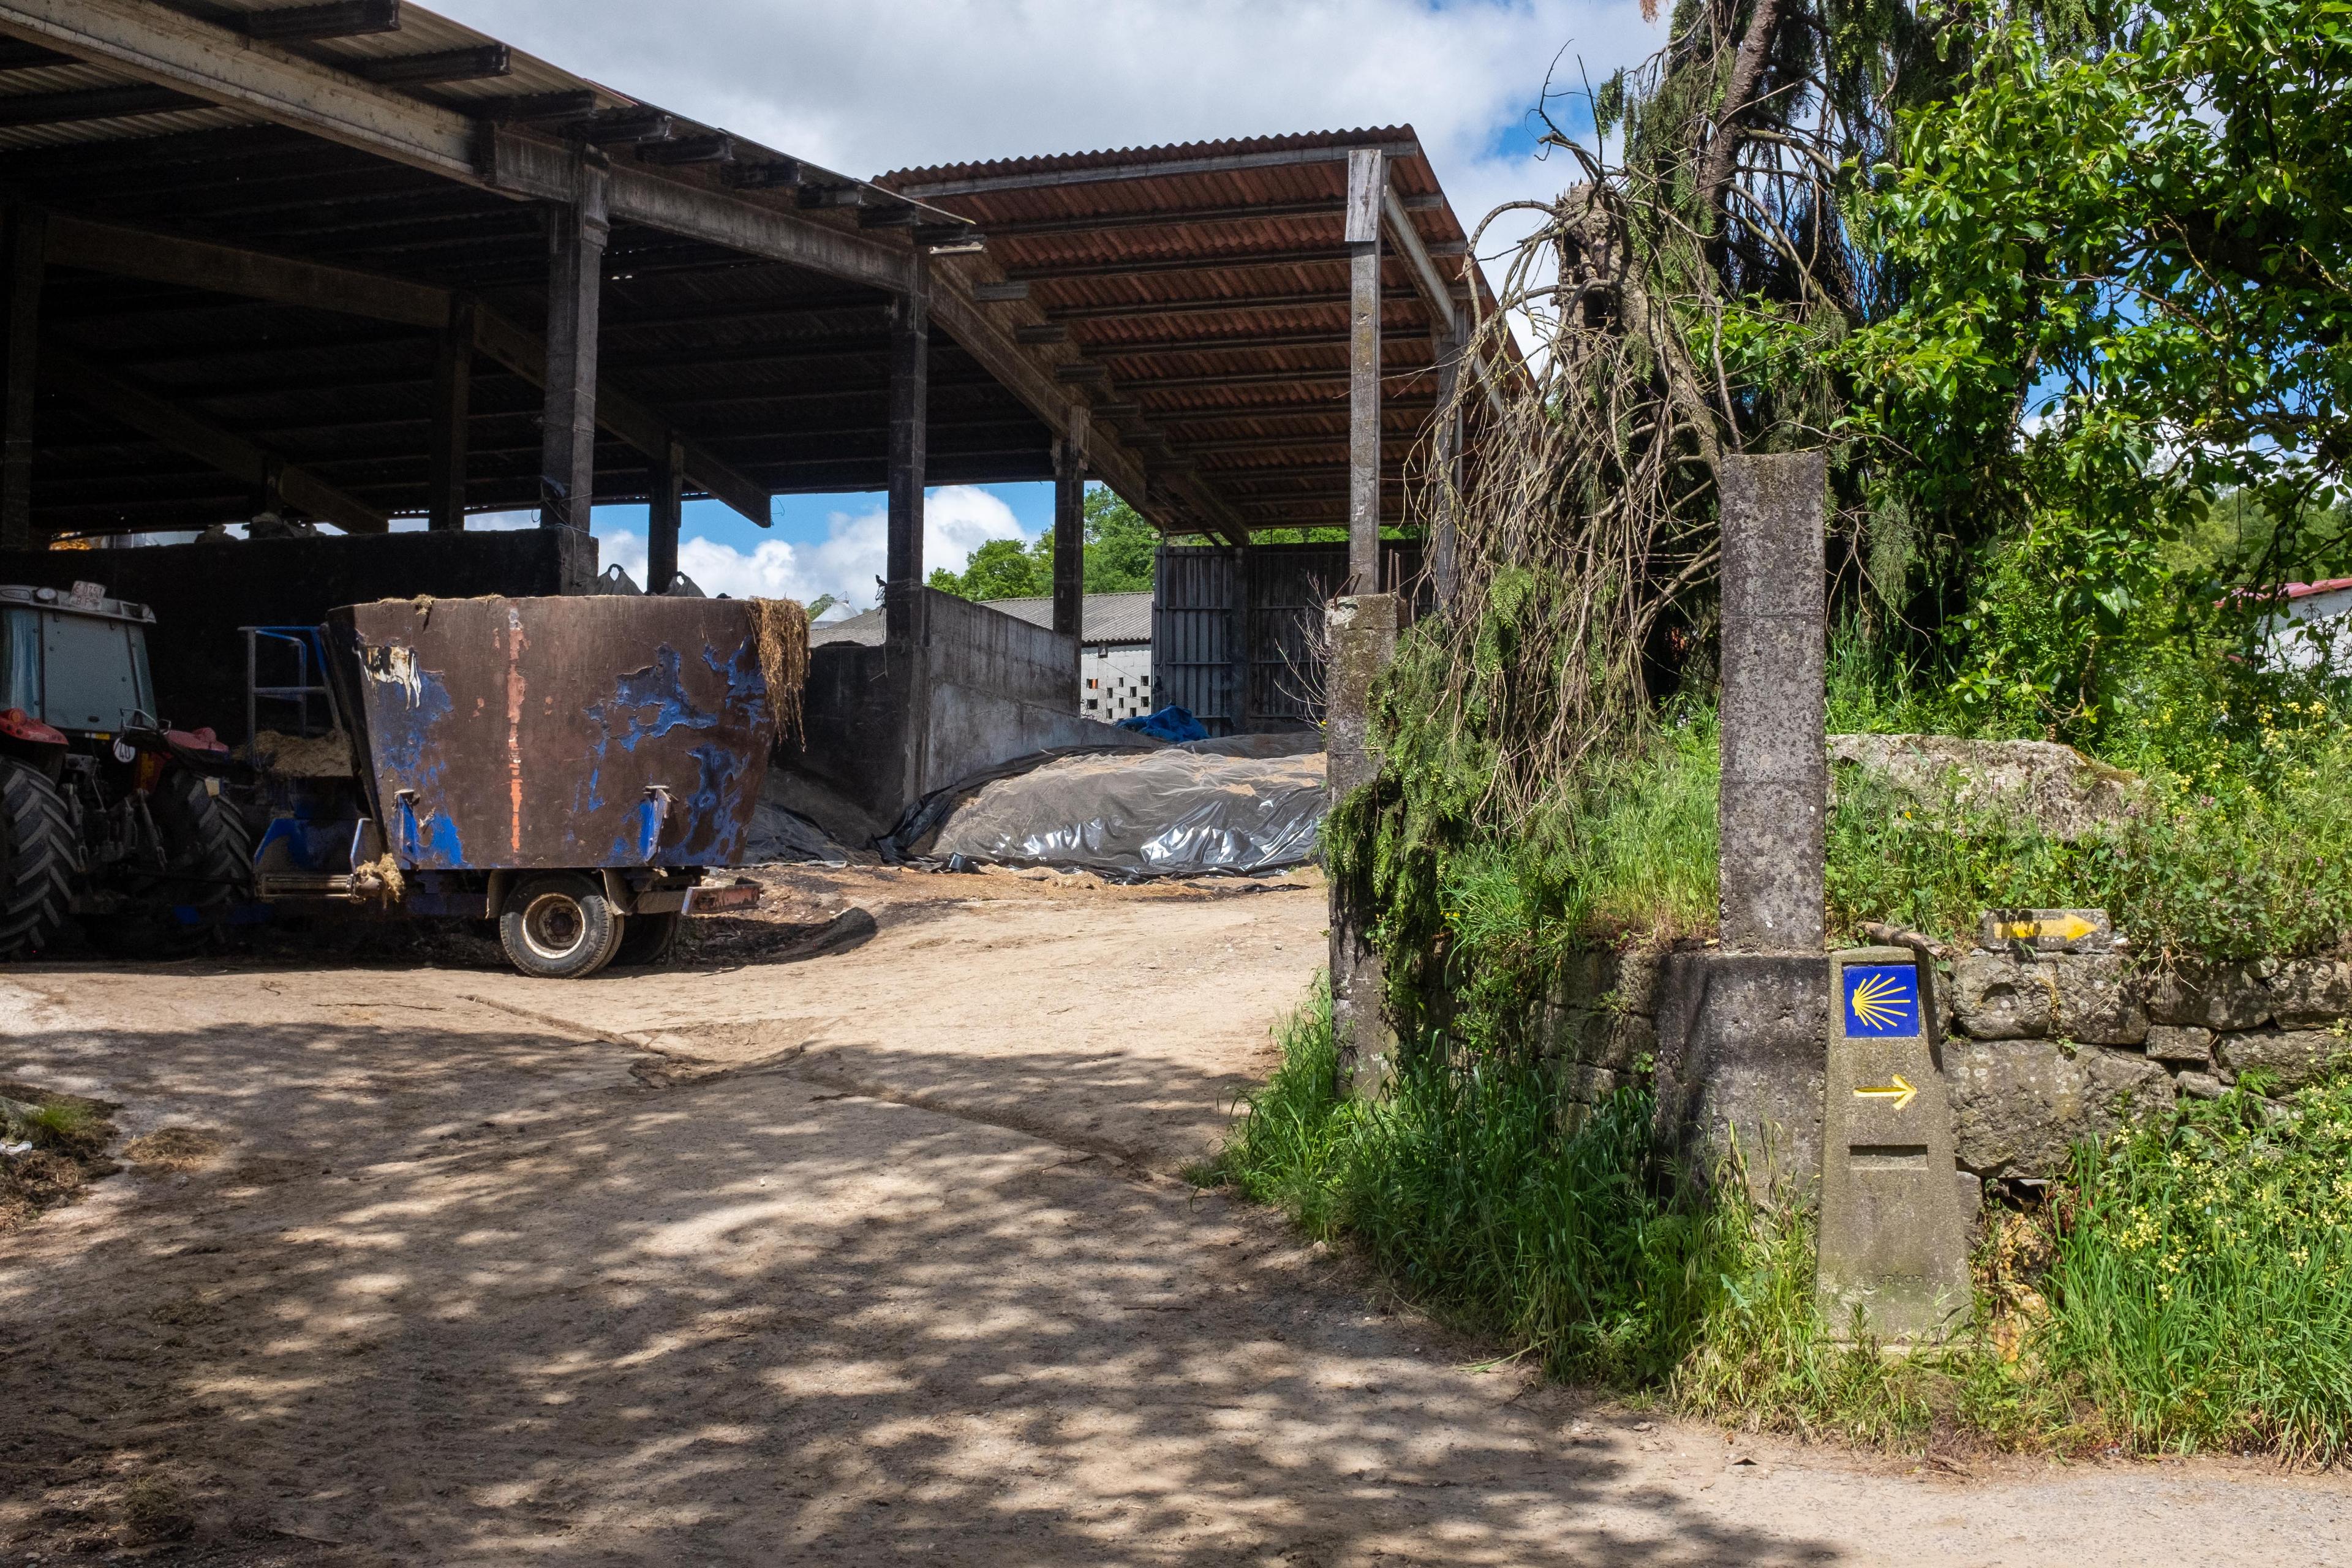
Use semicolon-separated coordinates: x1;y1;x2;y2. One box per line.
427;0;1657;284
598;485;1025;606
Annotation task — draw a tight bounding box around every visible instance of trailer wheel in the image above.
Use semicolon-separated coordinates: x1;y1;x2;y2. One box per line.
0;759;77;960
499;873;622;979
613;911;680;968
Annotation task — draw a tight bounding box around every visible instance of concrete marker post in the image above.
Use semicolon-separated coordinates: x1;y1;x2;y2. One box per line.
1817;945;1971;1343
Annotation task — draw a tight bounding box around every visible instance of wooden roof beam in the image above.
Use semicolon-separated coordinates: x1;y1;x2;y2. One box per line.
236;0;401;42
48;348;388;533
1381;178;1505;418
1044;287;1413;322
0;1;948;293
45;211;772;525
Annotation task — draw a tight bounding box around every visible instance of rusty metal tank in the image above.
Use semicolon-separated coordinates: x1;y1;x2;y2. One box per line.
326;595;777;872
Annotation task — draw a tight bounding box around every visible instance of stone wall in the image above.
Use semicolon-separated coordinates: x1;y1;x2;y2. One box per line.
1943;951;2352;1180
1535;947;2352;1183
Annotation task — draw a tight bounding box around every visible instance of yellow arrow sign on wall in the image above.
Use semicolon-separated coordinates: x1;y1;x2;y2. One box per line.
1852;1076;1917;1111
1996;913;2100;943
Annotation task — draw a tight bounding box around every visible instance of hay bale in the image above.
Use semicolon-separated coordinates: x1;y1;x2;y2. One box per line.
750;598;810;742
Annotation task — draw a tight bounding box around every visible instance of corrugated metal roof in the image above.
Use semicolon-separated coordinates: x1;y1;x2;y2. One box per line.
878;128;1510;541
978;591;1155;644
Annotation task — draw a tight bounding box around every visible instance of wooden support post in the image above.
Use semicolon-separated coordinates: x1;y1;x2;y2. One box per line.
1052;410;1087;703
1;206;42;551
1344;147;1385;595
884;252;929;641
1227;539;1253;736
539;160;609;554
425;293;473;532
1430;319;1465;606
647;435;682;595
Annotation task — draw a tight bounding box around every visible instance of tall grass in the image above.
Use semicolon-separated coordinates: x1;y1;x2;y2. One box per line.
1218;991;1735;1385
2041;1071;2352;1462
1219;987;2352;1460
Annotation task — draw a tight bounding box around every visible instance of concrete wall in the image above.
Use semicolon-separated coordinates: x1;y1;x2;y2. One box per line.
1082;644;1152;723
0;529;590;736
783;586;1153;842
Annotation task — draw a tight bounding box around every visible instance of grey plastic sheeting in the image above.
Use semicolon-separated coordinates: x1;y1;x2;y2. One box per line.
905;741;1327;876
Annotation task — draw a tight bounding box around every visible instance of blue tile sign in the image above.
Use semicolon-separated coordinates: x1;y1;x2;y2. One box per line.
1843;964;1922;1038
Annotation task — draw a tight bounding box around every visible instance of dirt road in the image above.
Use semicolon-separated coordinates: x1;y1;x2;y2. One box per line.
0;867;2345;1564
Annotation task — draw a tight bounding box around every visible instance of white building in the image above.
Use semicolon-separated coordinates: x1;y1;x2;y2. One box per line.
2263;578;2352;674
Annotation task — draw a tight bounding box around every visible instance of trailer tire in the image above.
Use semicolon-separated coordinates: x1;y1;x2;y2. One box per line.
145;764;252;908
0;760;76;960
499;873;622;979
613;911;680;968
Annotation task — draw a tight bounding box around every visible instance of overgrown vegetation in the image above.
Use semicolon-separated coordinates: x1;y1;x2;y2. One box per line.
1215;995;2352;1460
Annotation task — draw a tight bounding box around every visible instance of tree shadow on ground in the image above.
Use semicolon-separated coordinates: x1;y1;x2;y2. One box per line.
0;1013;1844;1566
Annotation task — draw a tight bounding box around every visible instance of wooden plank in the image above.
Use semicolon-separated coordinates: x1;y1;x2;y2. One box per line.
1046;287;1412;322
979;199;1343;238
44;212;450;328
1381;183;1506;420
1346;148;1385;594
1;206;39;549
424;294;472;531
538;166;608;537
0;0;479;179
48;348;387;533
889;141;1422;200
238;0;400;42
352;45;510;85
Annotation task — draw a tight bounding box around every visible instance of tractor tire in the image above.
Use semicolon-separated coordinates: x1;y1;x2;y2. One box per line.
613;911;681;968
0;760;77;960
145;764;253;910
498;873;623;980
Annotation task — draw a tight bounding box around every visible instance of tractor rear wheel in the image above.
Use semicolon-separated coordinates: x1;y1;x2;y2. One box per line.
499;873;623;980
145;764;252;910
0;760;77;960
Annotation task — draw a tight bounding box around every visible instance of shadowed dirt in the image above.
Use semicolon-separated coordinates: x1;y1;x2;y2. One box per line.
0;866;2343;1564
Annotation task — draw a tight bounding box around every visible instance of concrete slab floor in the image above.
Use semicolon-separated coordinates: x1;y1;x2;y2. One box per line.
0;865;2342;1565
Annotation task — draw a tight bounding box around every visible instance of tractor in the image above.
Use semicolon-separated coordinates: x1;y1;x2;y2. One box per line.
0;581;251;957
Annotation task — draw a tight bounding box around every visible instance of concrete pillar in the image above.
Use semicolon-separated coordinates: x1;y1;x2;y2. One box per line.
1817;946;1971;1341
886;254;929;644
647;436;682;595
1;206;43;552
1226;540;1252;736
1344;148;1385;595
539;161;608;594
426;294;474;533
1717;450;1827;953
1327;591;1398;1094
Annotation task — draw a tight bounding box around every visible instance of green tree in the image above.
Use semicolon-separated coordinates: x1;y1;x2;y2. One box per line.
1844;0;2352;737
1082;486;1158;592
927;484;1164;600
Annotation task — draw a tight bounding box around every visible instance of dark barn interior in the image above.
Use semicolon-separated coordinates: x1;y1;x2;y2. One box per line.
0;0;1510;813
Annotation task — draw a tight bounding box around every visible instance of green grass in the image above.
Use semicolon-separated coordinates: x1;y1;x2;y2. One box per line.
1216;987;2352;1460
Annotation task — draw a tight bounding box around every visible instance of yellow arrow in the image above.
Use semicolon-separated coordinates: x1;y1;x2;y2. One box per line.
1997;913;2099;943
1853;1076;1917;1111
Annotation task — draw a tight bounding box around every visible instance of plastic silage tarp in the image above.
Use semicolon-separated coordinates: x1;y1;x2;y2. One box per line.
897;742;1327;876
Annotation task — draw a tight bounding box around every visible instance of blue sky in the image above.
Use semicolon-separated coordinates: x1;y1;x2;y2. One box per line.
426;0;1658;603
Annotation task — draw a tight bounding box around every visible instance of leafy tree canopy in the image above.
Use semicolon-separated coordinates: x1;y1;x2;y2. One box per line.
925;486;1163;600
